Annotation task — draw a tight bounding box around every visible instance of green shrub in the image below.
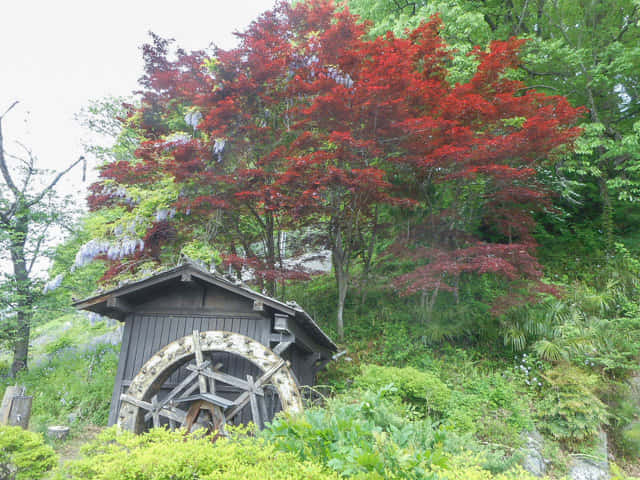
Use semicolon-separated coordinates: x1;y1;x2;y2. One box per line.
44;334;75;355
621;421;640;456
536;365;609;448
264;389;448;478
355;364;451;416
54;427;339;480
0;426;57;480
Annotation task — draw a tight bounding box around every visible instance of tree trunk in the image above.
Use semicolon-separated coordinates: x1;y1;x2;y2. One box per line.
9;219;31;377
598;175;614;255
360;209;378;306
331;228;349;341
335;262;348;341
264;213;277;297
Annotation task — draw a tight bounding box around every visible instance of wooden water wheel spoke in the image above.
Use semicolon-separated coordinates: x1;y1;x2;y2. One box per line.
143;369;199;423
151;395;160;428
225;359;286;421
186;364;265;395
158;362;209;406
246;375;262;429
192;330;209;394
122;394;190;425
119;331;302;434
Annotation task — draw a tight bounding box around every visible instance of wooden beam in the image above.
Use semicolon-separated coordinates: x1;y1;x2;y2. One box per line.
192;331;208;394
172;392;234;409
121;394;187;425
186;364;264;394
225;359;285;421
253;299;264;312
106;296;133;313
109;319;132;426
273;314;322;354
246;375;262;429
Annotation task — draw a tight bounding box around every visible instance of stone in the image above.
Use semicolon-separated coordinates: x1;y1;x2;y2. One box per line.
569;430;610;480
47;425;70;440
67;411;79;425
521;430;548;477
88;325;123;347
629;375;640;406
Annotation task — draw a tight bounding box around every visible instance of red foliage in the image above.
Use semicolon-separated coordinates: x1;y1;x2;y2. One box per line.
393;242;543;295
89;0;584;304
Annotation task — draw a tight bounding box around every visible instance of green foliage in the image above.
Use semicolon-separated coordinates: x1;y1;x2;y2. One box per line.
620;421;640;458
265;388;449;478
1;343;118;432
54;427;339;480
536;365;609;448
355;364;451;417
43;334;75;355
432;454;540;480
443;370;533;448
265;385;548;479
0;426;57;480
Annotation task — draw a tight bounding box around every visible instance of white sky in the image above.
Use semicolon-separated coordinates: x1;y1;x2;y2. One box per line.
1;0;278;195
0;0;278;277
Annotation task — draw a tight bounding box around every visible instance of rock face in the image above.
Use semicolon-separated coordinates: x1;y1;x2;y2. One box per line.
569;430;610;480
522;430;548;477
88;324;123;347
283;249;332;273
630;375;640;407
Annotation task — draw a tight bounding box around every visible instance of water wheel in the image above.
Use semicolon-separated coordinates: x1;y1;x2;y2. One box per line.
117;330;303;434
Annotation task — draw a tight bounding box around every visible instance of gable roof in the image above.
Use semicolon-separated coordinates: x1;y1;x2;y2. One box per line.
73;262;337;352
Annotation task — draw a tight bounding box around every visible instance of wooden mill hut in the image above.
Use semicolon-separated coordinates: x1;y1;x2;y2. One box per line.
73;262;337;432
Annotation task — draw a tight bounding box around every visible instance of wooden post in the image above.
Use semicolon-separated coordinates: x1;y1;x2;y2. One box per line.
0;386;32;429
8;396;32;429
0;386;22;424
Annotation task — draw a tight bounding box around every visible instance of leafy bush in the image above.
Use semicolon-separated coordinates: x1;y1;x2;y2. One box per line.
44;334;75;355
264;389;449;478
443;371;533;448
620;421;640;457
0;426;57;480
54;427;339;480
265;387;546;479
536;365;609;448
354;364;451;417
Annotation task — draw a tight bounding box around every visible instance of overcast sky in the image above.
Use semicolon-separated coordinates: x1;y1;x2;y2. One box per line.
1;0;277;195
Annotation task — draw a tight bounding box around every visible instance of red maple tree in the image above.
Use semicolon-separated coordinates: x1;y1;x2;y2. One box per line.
87;1;584;337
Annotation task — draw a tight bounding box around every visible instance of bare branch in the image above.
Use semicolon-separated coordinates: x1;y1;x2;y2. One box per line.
615;5;638;42
27;223;51;275
26;156;85;208
13;141;36;195
0;101;19;120
517;84;561;92
515;0;530;35
519;64;569;78
0;102;21;196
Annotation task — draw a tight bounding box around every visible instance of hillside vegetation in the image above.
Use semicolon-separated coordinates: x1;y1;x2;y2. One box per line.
1;0;639;478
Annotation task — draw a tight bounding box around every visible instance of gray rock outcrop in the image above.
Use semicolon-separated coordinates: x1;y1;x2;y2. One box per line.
569;429;610;480
521;430;548;477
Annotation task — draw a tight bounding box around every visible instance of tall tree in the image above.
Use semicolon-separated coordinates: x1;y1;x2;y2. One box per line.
81;1;582;340
0;101;83;376
348;0;640;256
